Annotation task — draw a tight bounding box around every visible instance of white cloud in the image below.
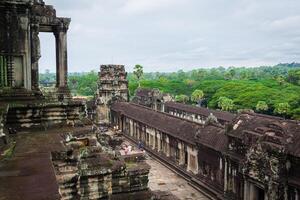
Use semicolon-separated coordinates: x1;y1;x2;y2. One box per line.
120;0;184;15
39;0;300;73
269;15;300;30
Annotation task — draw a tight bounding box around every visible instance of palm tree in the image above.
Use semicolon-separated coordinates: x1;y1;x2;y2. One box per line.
191;89;204;107
133;64;144;87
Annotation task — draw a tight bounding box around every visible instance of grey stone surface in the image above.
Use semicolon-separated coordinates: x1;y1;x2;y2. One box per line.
146;157;209;200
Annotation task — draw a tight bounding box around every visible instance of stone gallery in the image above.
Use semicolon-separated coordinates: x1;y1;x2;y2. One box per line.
1;0;300;200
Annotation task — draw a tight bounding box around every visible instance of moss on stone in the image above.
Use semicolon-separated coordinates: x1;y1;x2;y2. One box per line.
1;142;16;161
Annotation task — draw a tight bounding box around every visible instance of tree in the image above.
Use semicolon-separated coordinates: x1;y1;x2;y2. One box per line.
292;108;300;120
287;69;300;85
191;89;204;106
255;101;268;112
275;75;285;85
133;64;144;87
217;96;234;111
274;102;291;117
175;94;189;103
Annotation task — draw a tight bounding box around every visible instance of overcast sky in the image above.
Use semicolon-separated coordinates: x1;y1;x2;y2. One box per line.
39;0;300;72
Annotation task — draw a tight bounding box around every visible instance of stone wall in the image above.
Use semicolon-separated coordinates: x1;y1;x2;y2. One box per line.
5;102;86;130
0;104;9;147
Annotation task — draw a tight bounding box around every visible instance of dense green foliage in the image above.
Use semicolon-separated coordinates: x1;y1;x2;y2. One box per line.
255;101;269;112
191;89;204;105
175;94;189;103
217;96;234;111
40;63;300;119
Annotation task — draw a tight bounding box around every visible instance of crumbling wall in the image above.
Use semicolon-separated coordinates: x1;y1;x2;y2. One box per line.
52;130;151;200
52;150;150;200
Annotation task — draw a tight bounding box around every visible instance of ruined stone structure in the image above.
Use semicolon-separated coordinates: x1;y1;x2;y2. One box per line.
0;0;70;101
0;2;155;199
225;113;300;200
132;88;173;112
165;101;235;126
132;89;234;126
2;0;300;199
111;102;300;200
5;102;86;130
95;65;129;124
0;0;87;130
52;128;152;200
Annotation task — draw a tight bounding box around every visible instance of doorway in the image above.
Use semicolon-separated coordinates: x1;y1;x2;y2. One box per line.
39;32;56;87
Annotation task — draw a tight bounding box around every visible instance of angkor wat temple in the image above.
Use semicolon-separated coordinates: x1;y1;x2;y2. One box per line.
1;1;300;200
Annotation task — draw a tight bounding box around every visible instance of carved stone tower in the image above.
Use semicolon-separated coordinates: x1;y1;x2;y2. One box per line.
95;65;129;124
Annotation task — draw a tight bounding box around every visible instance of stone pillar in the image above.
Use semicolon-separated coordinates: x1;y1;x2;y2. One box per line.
157;133;161;151
152;133;154;149
31;23;40;91
166;136;170;157
130;120;133;136
244;180;247;200
249;184;259;200
249;184;255;200
55;29;68;88
224;159;228;192
178;142;183;165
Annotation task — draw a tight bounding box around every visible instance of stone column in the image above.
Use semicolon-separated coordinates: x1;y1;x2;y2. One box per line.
249;184;259;200
30;22;41;91
55;29;68;88
224;159;228;192
244;180;248;200
157;133;161;151
249;184;255;200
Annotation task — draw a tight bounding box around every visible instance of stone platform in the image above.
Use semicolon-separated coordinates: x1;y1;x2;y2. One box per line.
0;126;91;200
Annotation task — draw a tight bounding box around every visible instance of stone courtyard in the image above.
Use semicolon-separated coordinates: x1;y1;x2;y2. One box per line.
146;157;209;200
121;139;209;200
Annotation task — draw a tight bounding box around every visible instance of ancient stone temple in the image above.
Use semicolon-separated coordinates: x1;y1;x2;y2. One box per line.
0;0;83;131
0;0;156;196
132;88;173;112
111;102;300;200
0;0;70;101
95;65;129;124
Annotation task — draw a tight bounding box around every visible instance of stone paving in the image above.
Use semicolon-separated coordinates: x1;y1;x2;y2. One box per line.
146;156;210;200
0;126;90;200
